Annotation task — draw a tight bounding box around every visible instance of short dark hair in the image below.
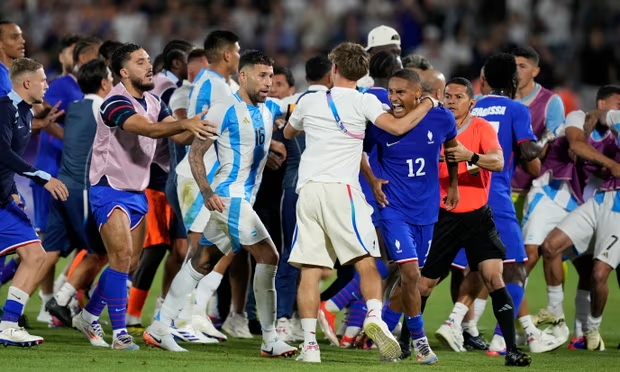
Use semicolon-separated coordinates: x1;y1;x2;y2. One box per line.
163;49;186;71
60;34;81;50
596;85;620;102
305;55;332;83
483;53;518;98
99;40;124;61
111;43;142;77
203;30;240;64
153;53;165;74
402;54;433;70
187;48;208;63
390;69;421;85
512;46;540;66
77;59;109;94
328;42;369;82
72;36;102;67
273;66;295;87
0;20;15;39
238;50;274;71
163;40;193;56
446;77;475;98
369;51;401;80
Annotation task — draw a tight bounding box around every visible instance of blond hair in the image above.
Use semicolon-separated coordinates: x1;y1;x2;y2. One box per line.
10;58;43;82
328;42;369;82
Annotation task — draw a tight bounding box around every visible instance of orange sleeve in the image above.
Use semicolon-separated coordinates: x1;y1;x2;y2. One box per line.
476;118;502;153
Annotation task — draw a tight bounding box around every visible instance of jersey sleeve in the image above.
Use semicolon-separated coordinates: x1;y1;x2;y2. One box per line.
565;110;586;130
443;111;458;141
363;125;382;153
361;93;386;124
606;110;620;143
478;119;502;153
544;94;565;135
157;96;173;122
99;95;136;129
168;87;189;113
204;102;233;140
512;102;536;144
188;79;213;119
288;95;306;131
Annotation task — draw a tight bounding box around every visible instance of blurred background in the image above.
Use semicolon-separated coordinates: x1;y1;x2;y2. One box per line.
2;0;620;109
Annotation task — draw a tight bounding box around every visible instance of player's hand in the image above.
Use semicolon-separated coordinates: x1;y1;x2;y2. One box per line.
370;177;389;207
44;177;69;201
182;109;218;141
266;152;285;170
203;188;225;213
439;153;445;162
39;102;65;128
541;129;556;143
11;194;25;211
445;142;473;163
270;140;287;159
274;118;286;130
443;185;459;211
609;162;620;179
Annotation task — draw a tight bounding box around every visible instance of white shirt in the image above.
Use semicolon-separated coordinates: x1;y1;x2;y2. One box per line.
289;86;385;192
169;80;192;113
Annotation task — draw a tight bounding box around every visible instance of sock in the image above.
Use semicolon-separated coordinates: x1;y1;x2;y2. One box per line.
493;283;523;337
472;298;487;324
127;287;148;320
0;287;29;329
519;315;539;337
347;300;367;328
327;274;361;311
344;326;361;338
194;271;223;316
158;262;204;326
447;302;469;327
40;291;53;305
178;294;194;322
586;314;602;332
53;273;67;294
66;249;87;279
406;313;426;340
104;269;129;337
54;282;77;307
462;321;479;337
489;287;516;350
254;264;278;342
547;285;564;316
574;289;590;338
420;295;429;314
366;298;383;318
301;318;317;346
0;259;18;285
84;267;110;318
382;301;403;332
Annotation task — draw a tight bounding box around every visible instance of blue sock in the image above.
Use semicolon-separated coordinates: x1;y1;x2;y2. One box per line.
376;259;389;279
494;283;525;336
0;256;5;275
104;269;129;332
406;313;426;341
382;301;402;331
84;267;110;317
347;300;367;328
330;274;361;310
0;259;19;285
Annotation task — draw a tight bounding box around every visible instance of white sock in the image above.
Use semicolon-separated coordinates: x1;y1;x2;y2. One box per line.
178;294;194;322
126;314;141;325
344;326;361;338
54;282;76;307
302;318;317;346
324;299;340;313
462;321;479;337
53;273;67;294
519;315;540;337
158;262;204;326
586;314;602;332
0;287;29;330
113;328;128;338
472;298;487;324
80;309;99;323
366;299;383;318
547;285;564;316
447;302;469;327
254;264;277;342
574;289;590;338
194;271;223;316
39;290;53;304
207;295;219;319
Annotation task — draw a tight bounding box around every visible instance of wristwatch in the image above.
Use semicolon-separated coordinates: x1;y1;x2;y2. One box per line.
470;152;480;165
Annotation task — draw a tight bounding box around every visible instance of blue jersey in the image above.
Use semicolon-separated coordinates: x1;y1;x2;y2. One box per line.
0;63;10;97
472;95;535;215
33;75;83;179
365;107;457;225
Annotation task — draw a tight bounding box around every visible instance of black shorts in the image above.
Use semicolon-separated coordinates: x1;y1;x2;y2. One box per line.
421;205;506;280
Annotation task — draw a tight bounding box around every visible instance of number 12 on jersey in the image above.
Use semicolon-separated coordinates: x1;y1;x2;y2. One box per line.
406;158;426;177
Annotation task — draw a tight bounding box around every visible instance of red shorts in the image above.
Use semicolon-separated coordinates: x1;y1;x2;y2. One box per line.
144;189;173;247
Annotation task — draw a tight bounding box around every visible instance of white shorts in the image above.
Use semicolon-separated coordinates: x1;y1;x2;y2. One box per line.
177;174;211;233
288;182;380;269
522;187;569;246
557;191;620;268
203;197;269;255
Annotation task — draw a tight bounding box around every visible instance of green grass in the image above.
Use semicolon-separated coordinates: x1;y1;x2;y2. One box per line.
1;262;619;371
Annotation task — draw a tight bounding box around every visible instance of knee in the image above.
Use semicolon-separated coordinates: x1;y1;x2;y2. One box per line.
400;264;420;287
254;240;279;266
482;271;505;292
417;275;434;297
541;230;563;259
191;246;214;275
591;262;610;285
21;244;46;267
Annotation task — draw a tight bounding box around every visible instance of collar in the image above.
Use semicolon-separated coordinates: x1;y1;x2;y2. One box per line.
161;70;179;84
8;90;32;109
84;93;104;103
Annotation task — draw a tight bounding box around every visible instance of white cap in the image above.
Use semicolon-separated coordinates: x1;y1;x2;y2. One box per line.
366;25;401;51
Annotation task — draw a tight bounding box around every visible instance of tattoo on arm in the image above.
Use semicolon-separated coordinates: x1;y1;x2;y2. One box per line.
188;136;215;199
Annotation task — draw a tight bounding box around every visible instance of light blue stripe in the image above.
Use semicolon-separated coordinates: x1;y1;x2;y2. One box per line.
521;192;544;228
244;109;265;201
194;79;213;118
228;197;242;253
542;180;561;200
207;160;219;183
290;224;299;250
566;196;579;212
183;193;204;231
612;192;620;213
348;186;369;254
215;107;240;197
594;191;605;205
545;95;565;135
199;234;214;246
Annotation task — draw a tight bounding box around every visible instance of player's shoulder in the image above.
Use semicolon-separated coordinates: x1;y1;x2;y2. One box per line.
146;92;163;103
101;94;132;109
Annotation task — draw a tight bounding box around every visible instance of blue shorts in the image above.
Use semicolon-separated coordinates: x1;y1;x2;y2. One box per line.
494;213;527;263
89;185;148;231
45;188;105;256
0;201;41;256
452;248;468;270
381;219;433;266
31;184;51;233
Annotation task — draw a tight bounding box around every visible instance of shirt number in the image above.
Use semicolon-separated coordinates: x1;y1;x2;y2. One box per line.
406;158;426;177
255;127;265;146
489;121;500;133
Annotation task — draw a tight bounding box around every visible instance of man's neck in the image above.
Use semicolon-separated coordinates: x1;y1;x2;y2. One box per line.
238;88;257;106
333;75;357;89
0;54;14;68
455;114;471;129
209;63;230;80
516;81;536;100
122;81;145;99
373;78;389;89
13;88;32;105
490;89;510;98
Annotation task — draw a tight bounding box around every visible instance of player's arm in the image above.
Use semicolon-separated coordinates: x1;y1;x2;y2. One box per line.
373;97;436;136
512;104;551;161
188;136;216;199
588;109;620;138
283;96;305;140
565;110;619;169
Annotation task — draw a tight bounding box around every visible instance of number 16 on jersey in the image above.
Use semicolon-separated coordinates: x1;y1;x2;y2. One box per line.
406;158;426;177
